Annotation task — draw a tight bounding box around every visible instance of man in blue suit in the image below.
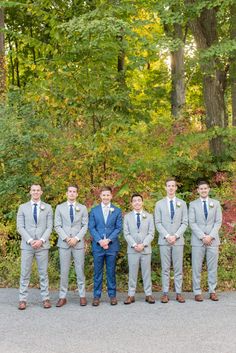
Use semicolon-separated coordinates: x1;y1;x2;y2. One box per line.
89;186;122;306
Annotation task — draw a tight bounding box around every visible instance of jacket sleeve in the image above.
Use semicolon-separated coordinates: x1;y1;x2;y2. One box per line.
17;205;32;243
54;205;68;241
88;208;103;243
107;208;123;242
154;202;169;237
175;202;188;238
76;206;88;241
123;214;136;247
209;201;222;238
143;214;155;246
189;203;205;240
41;205;53;242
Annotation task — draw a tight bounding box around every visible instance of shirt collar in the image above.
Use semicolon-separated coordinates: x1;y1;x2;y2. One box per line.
31;200;40;206
167;196;176;203
101;203;111;208
67;201;76;206
200;197;209;203
133;210;143;215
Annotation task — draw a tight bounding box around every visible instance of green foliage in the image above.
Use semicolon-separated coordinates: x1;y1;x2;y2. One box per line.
1;0;236;291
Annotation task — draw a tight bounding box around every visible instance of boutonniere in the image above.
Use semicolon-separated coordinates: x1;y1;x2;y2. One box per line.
209;202;214;208
142;213;147;219
176;202;181;208
40;204;45;211
75;206;80;212
110;207;115;213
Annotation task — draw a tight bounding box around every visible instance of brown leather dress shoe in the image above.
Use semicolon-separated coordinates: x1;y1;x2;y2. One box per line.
195;294;203;302
80;297;87;306
145;295;155;304
92;298;100;306
56;298;67;307
210;293;219;301
18;301;26;310
110;297;118;305
161;295;169;303
176;294;185;303
43;299;52;309
124;296;135;305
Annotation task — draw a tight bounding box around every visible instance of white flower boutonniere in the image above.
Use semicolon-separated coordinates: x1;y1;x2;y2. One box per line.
75;206;80;212
110;207;115;213
209;202;214;208
176;202;181;208
40;204;45;211
142;213;147;219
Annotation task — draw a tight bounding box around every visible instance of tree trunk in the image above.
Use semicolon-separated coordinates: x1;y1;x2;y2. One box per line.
15;39;20;87
170;23;186;117
186;3;227;156
230;3;236;126
0;7;6;98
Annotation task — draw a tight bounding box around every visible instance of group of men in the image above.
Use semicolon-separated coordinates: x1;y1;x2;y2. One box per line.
16;178;222;310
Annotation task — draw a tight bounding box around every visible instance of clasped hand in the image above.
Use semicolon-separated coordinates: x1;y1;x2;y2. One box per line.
166;235;177;245
134;244;144;252
31;240;43;249
99;239;110;250
202;234;213;246
66;237;78;247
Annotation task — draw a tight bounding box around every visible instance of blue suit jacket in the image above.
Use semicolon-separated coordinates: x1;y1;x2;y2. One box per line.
88;203;122;254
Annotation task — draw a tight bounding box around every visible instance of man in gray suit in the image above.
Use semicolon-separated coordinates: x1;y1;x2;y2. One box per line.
124;193;155;304
17;184;53;310
154;178;188;303
189;180;222;302
55;185;88;307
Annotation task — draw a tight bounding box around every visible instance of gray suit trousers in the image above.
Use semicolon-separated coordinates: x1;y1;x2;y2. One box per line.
59;247;85;298
192;246;219;295
160;245;184;294
128;253;152;296
19;249;50;301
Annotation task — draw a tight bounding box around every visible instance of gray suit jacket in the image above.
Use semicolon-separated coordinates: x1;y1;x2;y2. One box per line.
17;201;53;250
189;198;222;246
154;197;188;246
123;211;154;254
55;202;88;249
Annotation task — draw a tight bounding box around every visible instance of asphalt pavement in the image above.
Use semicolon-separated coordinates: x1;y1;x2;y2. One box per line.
1;289;236;353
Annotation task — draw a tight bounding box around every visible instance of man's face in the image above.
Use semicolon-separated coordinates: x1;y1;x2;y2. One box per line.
30;185;43;202
165;181;177;198
131;196;143;212
66;187;78;202
100;190;112;205
197;184;210;199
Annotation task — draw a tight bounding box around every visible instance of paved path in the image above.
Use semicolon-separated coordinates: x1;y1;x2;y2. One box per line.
1;289;236;353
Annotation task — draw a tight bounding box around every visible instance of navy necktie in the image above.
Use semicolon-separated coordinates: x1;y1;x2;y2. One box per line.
69;204;74;223
203;200;208;219
33;203;37;224
136;213;141;229
170;200;175;220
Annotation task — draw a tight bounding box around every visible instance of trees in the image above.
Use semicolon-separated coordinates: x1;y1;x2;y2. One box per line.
0;6;5;98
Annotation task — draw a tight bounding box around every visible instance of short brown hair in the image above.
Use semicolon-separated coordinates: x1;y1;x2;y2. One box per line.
100;186;113;193
165;177;177;185
197;180;209;187
131;193;143;202
67;184;79;191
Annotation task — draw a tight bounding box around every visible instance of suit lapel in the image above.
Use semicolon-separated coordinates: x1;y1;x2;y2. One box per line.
63;202;71;223
198;198;206;221
106;204;114;225
164;198;170;220
130;211;137;229
27;201;35;223
74;202;80;222
98;204;106;225
207;198;214;220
